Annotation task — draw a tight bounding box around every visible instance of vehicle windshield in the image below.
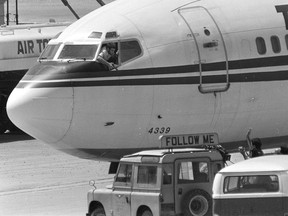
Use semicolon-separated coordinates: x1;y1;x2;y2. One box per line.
39;44;61;60
114;163;132;186
58;44;98;61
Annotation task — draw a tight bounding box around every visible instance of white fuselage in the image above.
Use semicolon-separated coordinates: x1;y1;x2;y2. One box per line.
7;0;288;160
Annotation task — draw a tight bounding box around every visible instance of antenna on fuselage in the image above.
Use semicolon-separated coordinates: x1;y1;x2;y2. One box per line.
61;0;80;19
96;0;105;6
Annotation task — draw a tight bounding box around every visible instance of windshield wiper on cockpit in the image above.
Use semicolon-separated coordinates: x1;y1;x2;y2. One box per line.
66;58;87;63
38;57;47;62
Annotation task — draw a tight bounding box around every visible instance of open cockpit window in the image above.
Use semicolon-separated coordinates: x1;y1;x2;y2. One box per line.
97;40;142;70
58;44;98;61
98;42;119;64
39;44;61;61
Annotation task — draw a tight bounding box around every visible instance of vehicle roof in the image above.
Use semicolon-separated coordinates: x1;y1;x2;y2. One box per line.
121;148;223;163
219;155;288;173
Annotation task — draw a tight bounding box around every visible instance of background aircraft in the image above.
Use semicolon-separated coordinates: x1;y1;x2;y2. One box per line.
0;0;106;133
7;0;288;161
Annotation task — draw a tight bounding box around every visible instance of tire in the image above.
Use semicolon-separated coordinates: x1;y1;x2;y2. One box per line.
182;189;212;216
141;209;153;216
91;207;106;216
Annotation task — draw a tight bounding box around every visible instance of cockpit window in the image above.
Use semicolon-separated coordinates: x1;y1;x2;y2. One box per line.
120;40;142;63
39;44;60;60
58;44;98;60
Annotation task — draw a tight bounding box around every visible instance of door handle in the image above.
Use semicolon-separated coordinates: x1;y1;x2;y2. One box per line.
203;41;218;48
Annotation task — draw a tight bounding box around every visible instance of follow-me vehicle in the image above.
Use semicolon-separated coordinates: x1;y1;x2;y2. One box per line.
87;133;229;216
7;0;288;161
213;155;288;216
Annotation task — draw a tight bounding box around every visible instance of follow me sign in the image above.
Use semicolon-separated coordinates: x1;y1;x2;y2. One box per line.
160;133;219;148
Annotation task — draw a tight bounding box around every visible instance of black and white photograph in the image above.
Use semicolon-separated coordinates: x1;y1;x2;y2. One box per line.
1;0;288;215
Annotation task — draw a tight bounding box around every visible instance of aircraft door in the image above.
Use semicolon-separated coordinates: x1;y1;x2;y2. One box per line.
178;7;229;93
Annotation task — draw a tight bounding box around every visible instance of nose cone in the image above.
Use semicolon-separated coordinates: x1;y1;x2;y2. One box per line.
7;87;73;143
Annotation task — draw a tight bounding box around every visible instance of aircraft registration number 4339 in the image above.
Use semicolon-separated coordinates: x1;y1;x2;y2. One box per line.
148;127;171;134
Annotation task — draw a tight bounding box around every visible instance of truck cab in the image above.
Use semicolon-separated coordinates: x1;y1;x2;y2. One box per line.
87;134;227;216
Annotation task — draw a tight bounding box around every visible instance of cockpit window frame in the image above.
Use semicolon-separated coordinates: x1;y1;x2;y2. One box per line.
38;43;62;62
57;43;99;61
97;40;120;63
40;38;143;65
98;38;143;67
119;38;143;65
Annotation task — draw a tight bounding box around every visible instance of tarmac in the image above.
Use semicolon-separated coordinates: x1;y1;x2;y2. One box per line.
0;131;275;216
0;132;113;216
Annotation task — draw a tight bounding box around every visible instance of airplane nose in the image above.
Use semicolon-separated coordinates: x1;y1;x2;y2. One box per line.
7;87;73;143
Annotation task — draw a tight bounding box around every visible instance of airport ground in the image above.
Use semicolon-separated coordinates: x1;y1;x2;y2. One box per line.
0;132;276;216
0;132;113;216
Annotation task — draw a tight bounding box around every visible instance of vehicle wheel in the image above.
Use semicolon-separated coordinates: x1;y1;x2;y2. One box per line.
91;207;106;216
182;189;212;216
141;209;153;216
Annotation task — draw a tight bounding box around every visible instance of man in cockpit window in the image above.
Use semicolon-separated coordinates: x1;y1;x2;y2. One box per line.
97;43;118;70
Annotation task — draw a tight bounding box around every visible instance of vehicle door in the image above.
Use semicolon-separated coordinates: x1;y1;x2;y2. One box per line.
131;164;161;216
112;163;133;216
174;158;213;215
160;164;174;214
178;6;229;93
222;174;282;215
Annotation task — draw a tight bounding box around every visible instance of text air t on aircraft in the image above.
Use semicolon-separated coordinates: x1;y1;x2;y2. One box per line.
0;0;103;134
7;0;288;161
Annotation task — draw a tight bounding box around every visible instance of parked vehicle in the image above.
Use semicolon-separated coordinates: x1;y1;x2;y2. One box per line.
213;155;288;216
87;133;229;216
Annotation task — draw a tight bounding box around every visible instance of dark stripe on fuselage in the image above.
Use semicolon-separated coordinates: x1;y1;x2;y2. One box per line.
23;55;288;79
17;55;288;88
16;69;288;88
